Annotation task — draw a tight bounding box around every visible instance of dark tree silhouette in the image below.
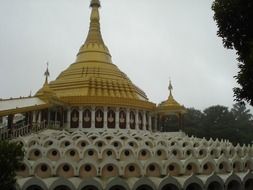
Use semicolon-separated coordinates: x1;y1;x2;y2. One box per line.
212;0;253;105
0;141;24;190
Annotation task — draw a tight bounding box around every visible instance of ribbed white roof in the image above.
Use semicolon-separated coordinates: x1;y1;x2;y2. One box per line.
0;97;46;111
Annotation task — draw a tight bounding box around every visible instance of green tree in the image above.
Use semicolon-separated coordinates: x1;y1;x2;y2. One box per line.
212;0;253;105
202;105;237;141
183;108;204;137
0;141;24;190
231;102;253;144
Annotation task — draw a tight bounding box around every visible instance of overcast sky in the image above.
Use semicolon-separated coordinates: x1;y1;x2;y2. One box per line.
0;0;250;112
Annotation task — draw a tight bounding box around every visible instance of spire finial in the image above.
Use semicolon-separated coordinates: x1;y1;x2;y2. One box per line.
44;62;50;84
168;79;173;96
84;0;104;45
90;0;101;8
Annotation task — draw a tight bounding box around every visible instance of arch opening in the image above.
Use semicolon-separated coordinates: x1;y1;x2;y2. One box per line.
185;183;202;190
108;185;127;190
136;185;154;190
207;181;223;190
26;186;43;190
53;185;71;190
245;179;253;190
227;180;240;190
161;184;179;190
81;185;99;190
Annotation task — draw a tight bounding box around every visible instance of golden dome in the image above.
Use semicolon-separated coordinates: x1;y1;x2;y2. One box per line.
46;0;155;110
157;81;186;114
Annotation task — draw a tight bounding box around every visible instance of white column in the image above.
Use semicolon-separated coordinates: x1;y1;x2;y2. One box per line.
104;107;108;129
55;111;57;125
38;111;42;123
67;107;71;129
126;108;130;130
79;107;83;129
143;111;146;131
115;108;120;129
48;110;51;125
154;115;157;132
148;115;152;131
91;106;95;129
32;111;36;123
135;110;139;130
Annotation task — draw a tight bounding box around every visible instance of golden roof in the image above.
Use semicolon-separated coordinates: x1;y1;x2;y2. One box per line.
157;81;186;114
42;0;155;110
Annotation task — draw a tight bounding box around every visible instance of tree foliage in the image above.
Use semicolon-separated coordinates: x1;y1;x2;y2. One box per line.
212;0;253;105
183;103;253;145
0;141;24;190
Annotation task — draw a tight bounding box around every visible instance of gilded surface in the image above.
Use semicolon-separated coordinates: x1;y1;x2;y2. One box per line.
44;0;154;108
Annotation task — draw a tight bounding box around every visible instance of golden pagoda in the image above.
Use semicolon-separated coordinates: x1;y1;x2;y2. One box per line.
47;1;154;110
0;1;253;190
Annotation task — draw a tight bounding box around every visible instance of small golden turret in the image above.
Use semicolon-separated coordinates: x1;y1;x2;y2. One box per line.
157;81;186;113
36;63;57;102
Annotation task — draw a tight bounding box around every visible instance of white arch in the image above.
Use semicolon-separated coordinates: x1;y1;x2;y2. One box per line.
225;174;242;190
49;177;76;190
105;177;130;190
205;174;224;190
78;179;103;190
132;177;156;190
22;177;48;190
158;176;181;190
183;175;204;190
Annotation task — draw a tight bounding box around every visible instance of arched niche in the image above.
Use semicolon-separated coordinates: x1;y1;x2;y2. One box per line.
205;174;224;190
53;186;71;190
183;176;204;190
55;163;75;178
158;176;182;190
107;109;115;129
161;184;179;190
108;186;127;190
78;179;103;190
145;163;161;177
226;180;241;190
22;178;48;190
95;108;103;128
138;112;143;130
225;175;242;190
83;109;91;128
132;177;156;190
130;111;135;129
185;183;202;190
101;163;119;178
105;177;130;190
207;182;224;190
244;178;253;190
49;178;75;190
71;109;79;128
243;172;253;190
25;186;44;190
119;110;126;129
80;186;99;190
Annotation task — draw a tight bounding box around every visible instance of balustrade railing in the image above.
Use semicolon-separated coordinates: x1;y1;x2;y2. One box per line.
0;121;61;141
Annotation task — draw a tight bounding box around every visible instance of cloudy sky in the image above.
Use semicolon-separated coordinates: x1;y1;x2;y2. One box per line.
0;0;249;112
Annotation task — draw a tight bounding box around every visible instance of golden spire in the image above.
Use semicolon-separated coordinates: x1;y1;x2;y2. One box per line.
44;62;50;85
85;0;104;45
36;62;57;101
168;80;173;97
